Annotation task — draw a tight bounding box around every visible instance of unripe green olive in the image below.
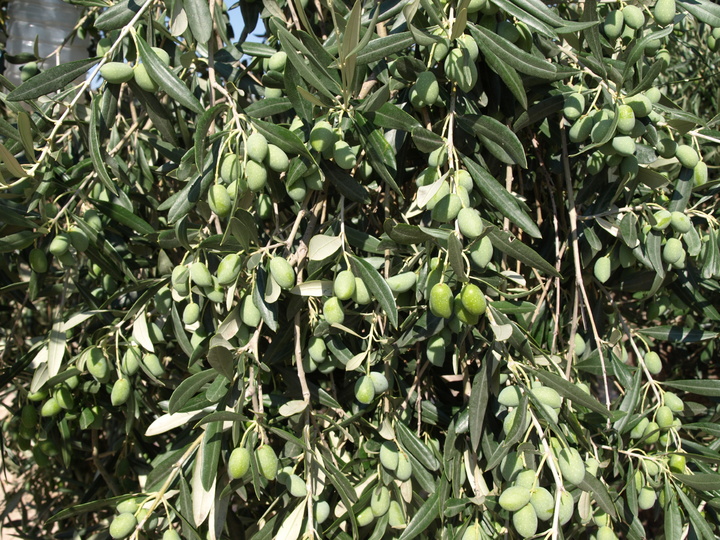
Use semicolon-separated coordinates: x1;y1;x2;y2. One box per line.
612;135;636;156
653;0;676;25
470;236;493;268
457;207;484;238
460;283;486;316
171;265;190;296
134;63;159;92
386;272;416;294
355;375;375;404
664;392;684;413
444;47;477;93
498;385;522;407
638;486;657;510
217;253;242;286
323;296;345;325
380;441;399;470
603;10;624;40
558;447;585;485
87;347;111;382
111;378;131;406
245;160;268;191
622;5;645;28
369;372;389;394
625;94;653;117
356;506;375;527
431;193;462;222
309;121;338;153
429;282;454;319
395;450;413;481
531;386;561;409
499;485;532;511
100;62;134;84
315;500;331;524
530;487;555;521
29;248;48;273
513;503;538;538
241;296;262;327
220;153;241;183
353;277;371;304
256;445;278;480
246;132;268;163
333;270;356;301
122;345;141;375
669;453;686;473
286;473;307;497
564;93;585;120
269;256;295;289
594;256;611;283
643;421;660;444
656;137;677;158
409;71;440;109
388;500;405;527
41;397;62;417
163;530;181;540
675;144;699;169
426;332;448;366
143;353;165;377
183;302;201;325
558;490;574;525
333;141;357;170
208;184;233;218
266;144;289;172
662;237;684;264
694;161;708;186
49;234;71;257
227;447;251;479
630;417;650;439
656;405;674;429
109;512;137;539
268;51;287;71
190;262;213;288
597;526;618;540
569;115;594;143
371;486;391;517
307;336;327;363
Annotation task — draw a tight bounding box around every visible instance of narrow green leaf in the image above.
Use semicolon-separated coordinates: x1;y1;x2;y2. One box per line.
168;166;214;225
136;35;203;114
645;229;666;279
169;370;216;414
321;161;371;204
251;118;311;158
396;421;440;471
447;233;468;282
348;254;399;329
7;57;99;101
674;473;720;492
469;362;489;452
383;219;431;245
245;97;293;118
664;484;682;540
356;32;415;65
184;0;213;43
458;116;527;168
89;97;119;196
482;47;527;109
0;231;41;252
96;0;148;31
575;474;617;518
663;379;720;396
469;24;556;79
277;27;341;100
638;326;718;343
398;490;439;540
194;104;227;172
487;0;555;37
463;157;540;237
668;166;694;213
207;346;235;380
677;486;716;540
0;142;26;178
90;199;154;235
529;368;612;417
485;226;560;277
412;126;445;153
371;102;421;132
252;268;278;332
201;421;223;491
620;212;639;248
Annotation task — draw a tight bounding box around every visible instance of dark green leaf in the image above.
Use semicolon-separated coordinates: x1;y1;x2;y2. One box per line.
371;102;421;132
529;368;611;417
96;0;148;30
321;161;371;204
447;233;468;282
7;58;99;101
194;104;227;172
412;126;445;153
677;486;716;540
184;0;213;42
469;363;489;452
484;227;559;276
356;32;415;65
674;473;720;492
251;118;311;159
463;157;540;237
348;254;398;329
664;484;682;540
458;116;527;168
576;474;617;518
637;326;718;343
679;0;720;26
245;97;293;118
89;96;119;196
0;231;42;252
90;199;154;235
169;370;217;414
201;421;223;491
252;268;278;332
663;380;720;397
398;489;439;540
396;421;440;472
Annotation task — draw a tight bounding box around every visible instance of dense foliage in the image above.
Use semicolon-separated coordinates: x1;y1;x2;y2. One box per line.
2;0;720;538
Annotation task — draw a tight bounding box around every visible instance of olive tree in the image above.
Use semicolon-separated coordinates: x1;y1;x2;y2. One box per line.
1;0;720;538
